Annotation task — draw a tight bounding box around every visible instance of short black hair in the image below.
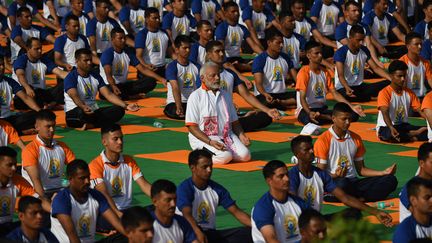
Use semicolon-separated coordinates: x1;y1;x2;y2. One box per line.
349;25;365;37
205;40;224;52
305;40;321;52
0;146;17;161
423;0;432;9
388;60;408;74
332;102;353;116
18;196;42;213
151;179;176;198
405;31;423;44
188;149;212;167
66;159;89;178
223;1;239;10
65;14;79;25
35;109;56;122
291;135;312;154
111;27;125;38
265;27;283;41
407;177;432;199
374;0;385;6
17;7;31;17
145;7;159;17
279;10;294;20
290;0;304;7
197;20;212;30
25;37;40;48
75;48;92;60
96;0;110;7
298;209;325;230
418;142;432;162
262;160;286;179
174;35;191;48
345;0;360;10
101;123;122;137
121;206;154;230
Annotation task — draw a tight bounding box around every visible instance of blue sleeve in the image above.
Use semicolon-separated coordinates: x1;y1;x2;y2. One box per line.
399;184;410;209
0;15;7;32
64;70;79;92
86;19;97;37
108;18;120;28
298;35;306;51
239;0;249;9
211;181;236;209
36;25;50;40
81;35;90;49
334;46;347;62
288;167;300;194
363;24;371;36
226;69;242;87
54;35;67;54
10;26;22;40
91;71;108;89
41;56;57;73
252;194;276;230
163;0;169;6
5;228;22;241
387;14;398;29
310;2;322;18
215;22;228;41
421;41;432;60
100;49;114;66
127;49;140;66
252;53;266;73
61;13;69;31
337;4;343;17
191;0;202;14
265;9;275;22
292;195;309;210
51;189;72;217
388;0;396;13
29;3;38;15
392;217;417;243
318;170;337;193
414;21;426;36
176;179;195;210
280;52;294;69
189;43;199;63
84;0;94;14
360;45;371;60
361;13;373;26
165;61;178;81
119;7;130;23
176;216;197;243
41;229;59;243
13;55;27;71
7;3;17;17
161;13;174;31
187;13;197;28
214;0;222;11
135;29;148;49
242;6;252;21
89;189;110;214
363;0;373;14
196;77;202;87
240;24;250;39
139;0;147;8
5;76;23;94
335;23;347;41
306;17;318;30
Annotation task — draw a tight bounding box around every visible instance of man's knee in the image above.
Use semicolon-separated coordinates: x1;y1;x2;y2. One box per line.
212;150;233;164
234;148;251;162
380;174;398;192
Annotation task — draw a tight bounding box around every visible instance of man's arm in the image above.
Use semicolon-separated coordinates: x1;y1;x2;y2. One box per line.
94;182;122;217
260;225;281;243
330;89;365;117
103;64;121;96
12;35;28;52
181;206;207;243
56;214;81;243
244;20;264;50
45;0;60;28
254;72;273;103
52;67;68;79
15;90;41;111
335;61;355;97
101;209;126;235
232;120;250;146
169;80;185;117
99;86;140;111
391;26;406;43
311;29;337;49
392;12;411;33
364;36;384;69
136;64;166;83
54;52;73;71
245;37;263;54
15;69;35;97
88;36;97;55
354;159;397;177
187;125;225;150
367;58;391;80
23;165;45;198
380;106;400;141
34;13;60;32
66;88;94;114
299;90;320;124
135;176;151;197
226;204;251;227
236;83;280;119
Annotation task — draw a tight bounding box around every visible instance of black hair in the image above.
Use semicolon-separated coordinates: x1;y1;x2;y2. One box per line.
345;0;360;10
65;14;80;25
262;160;287;179
174;35;191;48
75;48;92;59
66;159;89;178
423;0;432;9
121;206;154;230
407;177;432;199
388;60;408;74
332;102;353;116
96;0;110;7
17;7;31;17
298;209;325;230
291;135;313;154
151;179;176;198
279;10;294;20
349;25;365;37
111;27;125;38
188;149;212;167
25;37;40;48
0;146;17;161
405;32;423;44
145;7;159;17
205;40;224;52
290;0;304;7
305;40;321;52
265;27;283;41
374;0;385;6
197;20;212;30
35;109;56;122
418;142;432;162
101;123;122;137
18;196;42;213
223;1;239;10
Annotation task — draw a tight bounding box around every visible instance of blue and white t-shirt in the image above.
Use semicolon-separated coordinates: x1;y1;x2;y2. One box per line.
63;68;106;112
242;6;275;39
215;21;250;58
162;12;197;40
362;11;398;46
393;215;432;243
86;17;120;54
421;39;432;61
165;60;200;104
43;0;71;19
251;192;309;243
152;211;197;243
294;17;318;42
7;227;59;243
176;177;236;230
414;20;430;40
252;51;293;95
54;34;90;67
7;2;38;29
335;22;371;48
0;75;23;118
289;166;337;211
310;0;343;36
12;54;57;90
119;6;146;34
50;188;109;243
191;0;221;27
363;0;397;15
334;45;371;90
10;24;51;62
99;47;140;84
83;0;95;15
399;176;416;223
140;0;168;17
135;28;170;67
189;42;207;66
61;11;90;35
282;33;306;69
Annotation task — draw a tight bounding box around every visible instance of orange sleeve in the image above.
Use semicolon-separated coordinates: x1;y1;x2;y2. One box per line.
324;69;335;90
13;175;37;197
408;89;421;110
424;59;432;82
399;55;409;64
0;120;20;145
313;132;331;163
89;156;104;180
21;142;39;167
377;87;391;108
58;142;76;164
125;156;143;179
295;66;310;91
352;132;366;160
422;93;432;111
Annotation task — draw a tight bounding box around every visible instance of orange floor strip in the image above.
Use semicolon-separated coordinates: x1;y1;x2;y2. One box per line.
247;130;299;143
388;150;418;158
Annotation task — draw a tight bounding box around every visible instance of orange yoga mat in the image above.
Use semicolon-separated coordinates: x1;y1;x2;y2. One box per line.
247;130;299;143
126;107;165;118
388;150;418;158
365;212;400;225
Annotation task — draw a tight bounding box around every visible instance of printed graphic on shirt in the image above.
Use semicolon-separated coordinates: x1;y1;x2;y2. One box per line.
378;25;386;40
31;70;41;84
284;214;298;239
49;158;61;178
325;12;334;25
0;196;10;216
338;155;350;170
135;16;145;29
395;105;406;124
183;73;194;88
303;184;316;208
412;74;420;90
0;90;7;106
102;27;110;41
78;215;91;237
203;116;218;136
273;66;283;82
197;201;211;225
152;38;161;52
114;61;124;76
176;23;186;35
313;81;324;98
351;59;359;75
231;32;239;46
111;176;124;197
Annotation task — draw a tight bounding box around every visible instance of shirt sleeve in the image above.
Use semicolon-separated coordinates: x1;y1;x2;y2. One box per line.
212;181;236;209
215;22;228;41
424;59;432;82
251;54;266;74
63;70;78;92
37;26;51;40
422;93;432;111
176;179;195;210
51;189;72;217
127;50;141;67
189;43;198;63
1;121;20;144
310;2;322;18
58;142;76;163
89;157;104;185
335;23;347;41
334;46;347;63
86;19;97;37
15;176;37;197
118;7;130;23
252;195;276;230
324;70;334;90
392;217;417;243
313;134;330;164
414;21;425;36
84;0;94;14
295;67;310;91
165;61;178;81
420;41;432;60
242;6;252;21
361;46;371;61
126;156;143;180
318;169;337;193
191;0;202;14
377;87;391;108
13;55;27;72
176;216;197;243
387;14;398;29
135;29;148;49
185;92;201;126
361;13;373;26
89;189;110;214
41;56;57;73
92;71;108;89
5;77;23;94
288;167;300;193
21;143;39;167
161;13;173;31
54;35;67;54
240;24;251;39
187;13;197;28
408;90;421;110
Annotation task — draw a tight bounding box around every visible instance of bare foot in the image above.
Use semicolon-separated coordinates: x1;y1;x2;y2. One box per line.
77;123;95;131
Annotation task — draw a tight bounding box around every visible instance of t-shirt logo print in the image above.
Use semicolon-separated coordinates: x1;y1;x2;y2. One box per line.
114;60;124;76
0;89;7;106
152;38;161;52
351;59;360;75
254;19;263;32
230;32;239;46
411;74;420;90
197;201;210;224
378;25;386;40
395;105;405;124
111;176;124;197
325;12;334;25
313;81;324;98
176;23;186;35
284;214;298;239
0;196;10;216
303;184;316;208
273;66;283;82
337;154;350;171
78;215;91;237
48;158;61;178
207;6;214;19
203;116;218;136
183;73;194;88
31;69;41;85
102;27;110;41
135;15;145;29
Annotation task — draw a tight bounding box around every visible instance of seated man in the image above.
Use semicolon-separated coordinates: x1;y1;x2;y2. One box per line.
315;102;398;202
42;0;69;29
191;0;223;27
100;28;165;100
177;149;253;243
421;23;432;62
8;0;60;33
0;146;51;237
393;177;432;242
22;110;75;199
251;160;308;243
64;48;139;129
279;11;306;71
362;0;410;33
298;209;327;243
89;124;152;231
140;0;171;17
253;28;297;111
10;7;56;63
119;0;146;37
190;20;213;66
150;179;198;243
296;41;364;125
310;0;344;39
6;196;59;242
121;206;154;243
50;159;126;242
399;32;432;100
164;35;200;120
414;0;432;40
162;0;197;43
61;0;90;35
185;62;251;165
376;60;428;142
334;25;390;102
12;38;68;110
399;143;432;223
0;120;25;149
215;1;263;72
290;134;393;225
361;0;406;59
